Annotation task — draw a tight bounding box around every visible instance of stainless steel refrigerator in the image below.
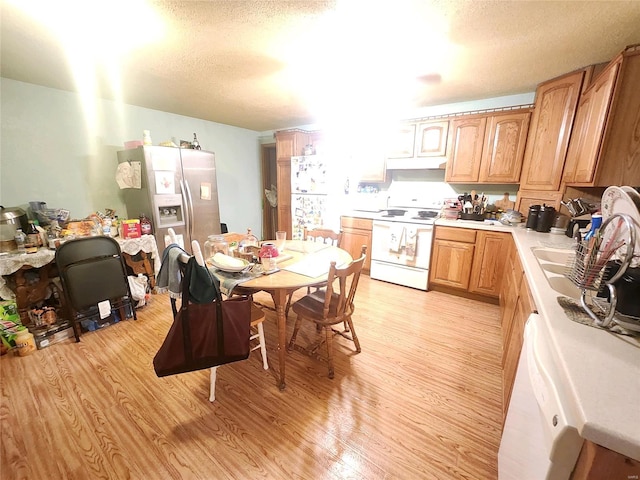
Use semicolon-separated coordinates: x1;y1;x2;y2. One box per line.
116;146;221;250
290;155;343;240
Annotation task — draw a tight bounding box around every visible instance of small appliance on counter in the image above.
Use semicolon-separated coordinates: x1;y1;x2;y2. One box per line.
0;206;28;252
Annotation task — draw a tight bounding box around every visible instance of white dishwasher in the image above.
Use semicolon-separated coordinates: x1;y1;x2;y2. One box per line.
498;314;583;479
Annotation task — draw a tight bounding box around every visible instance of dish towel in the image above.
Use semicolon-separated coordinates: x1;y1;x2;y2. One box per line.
389;225;404;253
156;244;188;299
405;227;417;261
209;269;259;297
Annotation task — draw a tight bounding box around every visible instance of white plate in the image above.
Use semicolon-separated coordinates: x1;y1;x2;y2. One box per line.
208;257;252;273
601;186;640;267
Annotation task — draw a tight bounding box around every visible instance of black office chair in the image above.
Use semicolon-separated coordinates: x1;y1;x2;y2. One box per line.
55;236;137;341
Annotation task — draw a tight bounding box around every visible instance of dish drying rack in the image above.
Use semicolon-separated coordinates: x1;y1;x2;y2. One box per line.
564;213;636;328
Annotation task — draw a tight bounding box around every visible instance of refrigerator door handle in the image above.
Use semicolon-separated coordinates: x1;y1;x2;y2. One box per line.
181;179;195;242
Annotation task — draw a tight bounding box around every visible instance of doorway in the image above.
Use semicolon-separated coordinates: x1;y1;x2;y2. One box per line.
261;143;277;240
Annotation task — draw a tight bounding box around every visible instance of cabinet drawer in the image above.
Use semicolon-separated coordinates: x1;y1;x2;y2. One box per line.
341;217;373;230
434;226;477;243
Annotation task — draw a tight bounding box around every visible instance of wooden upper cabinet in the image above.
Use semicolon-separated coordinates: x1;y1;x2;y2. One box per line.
563;61;619;184
386;123;416;158
479;111;531;183
416;120;449;157
358;152;386;183
307;130;324;155
519;70;585;191
386;120;449;169
563;46;640;186
446;109;529;183
445;116;487;182
275;129;309;237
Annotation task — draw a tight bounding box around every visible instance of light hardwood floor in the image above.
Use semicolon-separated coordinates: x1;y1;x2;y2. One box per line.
0;276;502;480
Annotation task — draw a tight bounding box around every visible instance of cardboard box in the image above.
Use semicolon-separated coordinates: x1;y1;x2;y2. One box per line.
121;219;141;239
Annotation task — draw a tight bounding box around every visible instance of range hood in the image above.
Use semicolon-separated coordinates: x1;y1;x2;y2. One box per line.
385;156;447;170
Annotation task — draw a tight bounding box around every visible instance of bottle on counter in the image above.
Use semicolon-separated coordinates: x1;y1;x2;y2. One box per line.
192;133;201;150
31;220;45;246
102;217;112;237
14;228;27;253
584;214;603;241
139;213;153;235
25;221;40;253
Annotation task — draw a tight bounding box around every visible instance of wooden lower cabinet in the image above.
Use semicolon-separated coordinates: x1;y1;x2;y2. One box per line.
497;240;638;475
469;231;510;296
500;237;536;421
430;226;509;298
570;440;640;479
430;227;476;290
340;217;372;273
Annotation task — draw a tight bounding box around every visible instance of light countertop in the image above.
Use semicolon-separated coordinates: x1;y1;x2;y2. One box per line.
435;219;640;461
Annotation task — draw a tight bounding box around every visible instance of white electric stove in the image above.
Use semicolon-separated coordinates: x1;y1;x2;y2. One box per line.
368;196;443;290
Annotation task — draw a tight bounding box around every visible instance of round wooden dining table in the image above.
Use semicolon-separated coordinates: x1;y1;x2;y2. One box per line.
235;240;352;390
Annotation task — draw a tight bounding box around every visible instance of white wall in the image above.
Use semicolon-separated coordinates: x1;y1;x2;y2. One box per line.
0;78;264;238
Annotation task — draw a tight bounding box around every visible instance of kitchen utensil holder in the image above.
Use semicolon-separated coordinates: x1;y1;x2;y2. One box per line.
564;213;636;328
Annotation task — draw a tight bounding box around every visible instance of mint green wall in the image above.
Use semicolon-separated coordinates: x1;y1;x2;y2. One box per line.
0;78;264;238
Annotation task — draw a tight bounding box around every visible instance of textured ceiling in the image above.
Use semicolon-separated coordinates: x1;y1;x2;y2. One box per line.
2;1;640;132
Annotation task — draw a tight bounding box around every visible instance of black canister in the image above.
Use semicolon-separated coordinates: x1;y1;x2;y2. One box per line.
616;266;640;318
535;205;556;232
526;205;541;230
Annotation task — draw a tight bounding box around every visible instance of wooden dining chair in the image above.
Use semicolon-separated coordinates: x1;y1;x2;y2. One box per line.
284;227;344;319
165;233;268;402
287;246;366;379
303;227;343;247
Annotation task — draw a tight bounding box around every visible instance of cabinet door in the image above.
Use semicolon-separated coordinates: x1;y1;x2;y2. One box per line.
502;291;527;417
519;70;585;191
429;239;475;289
515;190;563;216
386;123;416;158
415;120;449;157
358;153;386;183
275;130;308;237
340;217;373;272
445;116;487;182
571;440;640;479
479;111;531;183
307;130;324;155
500;258;520;367
469;231;510;297
352;141;386;183
341;227;372;272
563;61;619;185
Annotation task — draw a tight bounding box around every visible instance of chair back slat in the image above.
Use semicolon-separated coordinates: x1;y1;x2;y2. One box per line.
319;250;366;323
303;227;343;248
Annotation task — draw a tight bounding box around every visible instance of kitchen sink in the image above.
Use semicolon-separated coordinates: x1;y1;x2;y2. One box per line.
531;247;574;265
531;247;580;299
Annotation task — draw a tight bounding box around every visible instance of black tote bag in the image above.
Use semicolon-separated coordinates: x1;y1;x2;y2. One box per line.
153;257;251;377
